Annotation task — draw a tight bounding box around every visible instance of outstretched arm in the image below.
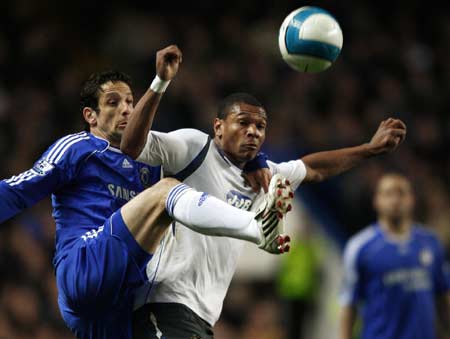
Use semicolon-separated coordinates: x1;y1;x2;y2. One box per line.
302;118;406;183
244;118;406;191
120;45;182;159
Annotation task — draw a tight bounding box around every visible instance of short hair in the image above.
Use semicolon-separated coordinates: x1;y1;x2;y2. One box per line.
80;70;132;131
217;93;265;119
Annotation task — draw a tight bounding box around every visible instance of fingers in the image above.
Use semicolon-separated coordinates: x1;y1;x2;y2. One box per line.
384;129;406;151
242;169;272;193
381;118;407;143
380;118;406;130
242;173;261;193
385;118;406;130
261;170;272;193
156;45;183;81
389;128;406;138
157;45;182;64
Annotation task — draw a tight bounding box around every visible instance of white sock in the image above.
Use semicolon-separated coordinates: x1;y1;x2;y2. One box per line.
165;183;262;244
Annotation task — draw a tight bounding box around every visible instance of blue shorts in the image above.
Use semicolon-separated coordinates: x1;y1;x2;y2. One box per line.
56;210;153;339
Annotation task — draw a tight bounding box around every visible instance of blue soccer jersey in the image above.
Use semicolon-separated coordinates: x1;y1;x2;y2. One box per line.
0;131;160;263
0;131;161;339
340;223;450;339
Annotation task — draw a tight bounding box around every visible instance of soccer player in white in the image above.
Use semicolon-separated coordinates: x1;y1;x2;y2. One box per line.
121;45;407;338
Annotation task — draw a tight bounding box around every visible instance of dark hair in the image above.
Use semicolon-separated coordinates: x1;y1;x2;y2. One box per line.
217;92;265;119
80;70;132;131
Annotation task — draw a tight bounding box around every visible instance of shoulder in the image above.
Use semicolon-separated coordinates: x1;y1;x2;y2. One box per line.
413;224;442;247
167;128;210;146
149;128;209;149
167;128;208;138
344;226;379;261
267;159;307;190
43;132;103;165
267;159;306;172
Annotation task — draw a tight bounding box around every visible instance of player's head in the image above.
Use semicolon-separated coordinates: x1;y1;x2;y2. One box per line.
373;173;415;224
80;71;133;147
213;93;267;167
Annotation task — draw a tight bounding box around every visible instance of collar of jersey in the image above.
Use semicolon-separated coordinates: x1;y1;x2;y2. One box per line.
213;141;242;170
375;222;415;245
87;132;120;153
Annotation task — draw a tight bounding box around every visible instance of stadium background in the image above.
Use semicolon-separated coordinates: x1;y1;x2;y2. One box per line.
1;0;449;338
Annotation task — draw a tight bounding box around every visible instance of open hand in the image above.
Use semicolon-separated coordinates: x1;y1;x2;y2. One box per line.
156;45;182;81
368;118;407;154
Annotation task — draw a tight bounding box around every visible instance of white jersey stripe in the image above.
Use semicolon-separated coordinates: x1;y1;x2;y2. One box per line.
340;227;377;305
5;171;30;184
149;312;163;339
47;133;88;163
9;172;38;187
45;131;86;161
54;136;91;164
46;132;87;163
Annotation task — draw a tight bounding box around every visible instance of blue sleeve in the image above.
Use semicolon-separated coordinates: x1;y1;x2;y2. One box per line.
243;152;269;172
0;132;91;223
432;237;450;295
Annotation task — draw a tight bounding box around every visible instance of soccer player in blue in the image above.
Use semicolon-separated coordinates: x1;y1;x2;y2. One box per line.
0;45;294;339
339;173;450;339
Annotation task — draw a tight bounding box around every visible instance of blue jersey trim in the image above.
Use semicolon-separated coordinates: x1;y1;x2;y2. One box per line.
169;137;211;181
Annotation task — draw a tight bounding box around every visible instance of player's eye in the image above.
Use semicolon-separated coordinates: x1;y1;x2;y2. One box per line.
108;100;118;106
239;120;247;126
257;124;266;130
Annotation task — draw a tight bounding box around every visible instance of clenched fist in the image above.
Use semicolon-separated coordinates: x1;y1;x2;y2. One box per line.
156;45;182;81
368;118;407;154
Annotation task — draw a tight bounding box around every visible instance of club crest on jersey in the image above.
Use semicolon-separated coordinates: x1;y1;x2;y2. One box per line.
226;190;252;210
419;248;433;266
139;167;150;187
32;159;54;176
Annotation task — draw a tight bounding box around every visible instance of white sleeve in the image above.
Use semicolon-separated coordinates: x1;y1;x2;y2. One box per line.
137;128;209;175
339;240;361;306
267;159;307;191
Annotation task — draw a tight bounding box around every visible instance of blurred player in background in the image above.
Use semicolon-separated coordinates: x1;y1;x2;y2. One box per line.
121;46;407;338
339;173;450;339
0;46;294;339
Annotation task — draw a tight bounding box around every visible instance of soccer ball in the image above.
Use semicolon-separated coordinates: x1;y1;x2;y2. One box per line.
278;6;343;72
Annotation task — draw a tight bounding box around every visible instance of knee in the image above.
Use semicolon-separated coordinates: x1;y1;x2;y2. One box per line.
152;177;181;203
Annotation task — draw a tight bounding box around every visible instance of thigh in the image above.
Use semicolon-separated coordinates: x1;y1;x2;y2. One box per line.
121;178;176;254
56;211;154;337
133;303;214;339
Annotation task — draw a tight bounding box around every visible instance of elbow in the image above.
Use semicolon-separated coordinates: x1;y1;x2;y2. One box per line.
310;171;326;183
304;166;326;183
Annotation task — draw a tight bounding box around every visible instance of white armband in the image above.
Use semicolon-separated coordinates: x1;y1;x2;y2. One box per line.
150;75;171;93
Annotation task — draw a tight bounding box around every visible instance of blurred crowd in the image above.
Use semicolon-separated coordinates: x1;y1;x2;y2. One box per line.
1;0;449;337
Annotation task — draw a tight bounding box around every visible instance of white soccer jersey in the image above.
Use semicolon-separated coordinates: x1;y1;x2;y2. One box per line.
134;128;307;325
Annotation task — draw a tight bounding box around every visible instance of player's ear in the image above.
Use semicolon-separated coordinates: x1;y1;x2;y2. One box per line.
214;118;224;139
83;107;98;127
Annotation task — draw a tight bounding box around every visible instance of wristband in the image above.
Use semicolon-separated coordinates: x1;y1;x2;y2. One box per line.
243;152;269;172
150;75;171;93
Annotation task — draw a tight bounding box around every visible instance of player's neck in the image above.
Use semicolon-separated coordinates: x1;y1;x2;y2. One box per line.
379;217;412;241
90;128;121;148
213;138;246;169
